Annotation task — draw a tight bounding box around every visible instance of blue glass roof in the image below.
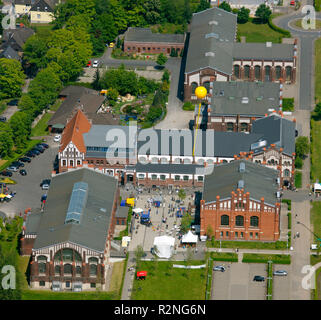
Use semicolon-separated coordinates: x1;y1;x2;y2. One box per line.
65;181;88;224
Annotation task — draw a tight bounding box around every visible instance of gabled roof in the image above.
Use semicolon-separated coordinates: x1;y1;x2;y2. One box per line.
59;109;91;153
203;160;279;206
30;0;57;11
1;45;21;60
124;27;185;44
2;27;35;50
31;168;118;252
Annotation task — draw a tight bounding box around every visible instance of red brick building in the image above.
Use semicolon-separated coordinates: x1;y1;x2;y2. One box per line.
200;160;281;241
123;27;185;55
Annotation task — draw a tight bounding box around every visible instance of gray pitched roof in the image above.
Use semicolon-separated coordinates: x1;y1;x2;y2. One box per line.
59;85;97;98
2;27;35;50
25;212;42;234
233;43;294;61
30;0;57;11
203;160;279;206
1;45;21;60
32;168;118;252
124;27;185;44
251;114;296;155
134;163;204;174
209;81;281;116
185;7;237;75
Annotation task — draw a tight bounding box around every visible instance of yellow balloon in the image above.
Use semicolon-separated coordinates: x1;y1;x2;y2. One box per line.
195;86;207;99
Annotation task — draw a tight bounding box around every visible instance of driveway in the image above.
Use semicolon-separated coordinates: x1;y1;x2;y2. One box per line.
212;262;267;300
0;136;59;218
1;105;18;121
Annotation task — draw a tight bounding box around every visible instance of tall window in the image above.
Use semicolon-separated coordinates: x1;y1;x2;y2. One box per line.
240;123;248;132
64;264;72;275
235;215;244;227
55;265;61;275
286;66;292;81
250;216;259;227
244;65;250;80
38;263;46;274
90;264;97;276
254;65;261;80
221;215;229;226
191;82;198;94
203;81;210;92
76;266;82;276
234;65;240;79
275;66;282;80
226;122;234;132
265;66;271;82
284;169;290;177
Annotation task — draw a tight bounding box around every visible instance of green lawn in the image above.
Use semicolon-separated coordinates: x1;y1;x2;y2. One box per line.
211;252;238;262
311;118;321;182
295;171;302;189
237;19;285;43
315;38;321;103
131;261;207;300
311;202;321;243
22;290;117;300
207;239;288;250
242;253;291;264
31;24;54;38
31;113;53;137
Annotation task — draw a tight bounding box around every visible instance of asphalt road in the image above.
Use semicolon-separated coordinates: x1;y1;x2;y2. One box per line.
0;137;58;217
273;264;291;300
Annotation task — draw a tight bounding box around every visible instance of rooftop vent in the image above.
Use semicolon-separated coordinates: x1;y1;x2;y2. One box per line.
250;140;267;150
238;180;245;189
256;96;263;101
241;97;249;104
266;42;272;47
209;20;218;25
239;162;245;172
205;52;215;57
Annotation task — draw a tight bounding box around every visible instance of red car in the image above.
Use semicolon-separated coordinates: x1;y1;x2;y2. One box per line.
290;0;295;5
86;61;91;67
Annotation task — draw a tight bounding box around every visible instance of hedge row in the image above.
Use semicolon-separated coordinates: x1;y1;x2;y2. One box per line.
242;253;291;264
211;252;238;262
282;199;292;211
288;212;292;230
268;16;291;38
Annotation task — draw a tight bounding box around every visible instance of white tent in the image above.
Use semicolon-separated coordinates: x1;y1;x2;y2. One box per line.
153;235;175;259
133;208;143;214
182;230;198;244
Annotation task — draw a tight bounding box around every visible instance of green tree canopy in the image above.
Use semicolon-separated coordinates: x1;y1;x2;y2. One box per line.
0;58;25;99
237;7;250;24
295;136;309;159
156;53;168;66
0;123;13;158
107;88;119;106
9;112;32;151
255;4;272;23
196;0;210;13
218;1;232;12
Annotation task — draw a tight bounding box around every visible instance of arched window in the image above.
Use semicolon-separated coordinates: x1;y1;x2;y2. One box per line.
191;82;198;94
64;264;72;274
234;65;240;79
250;216;259;227
90;264;97;276
54;265;61;275
285;66;292;81
235;215;244;226
38;262;46;274
240;123;248;132
88;257;98;264
244;65;250;80
76;266;82;275
226;122;234;132
54;249;82;263
221;215;229;226
37;255;47;262
275;66;282;80
265;66;271;82
203;81;210;92
254;65;261;80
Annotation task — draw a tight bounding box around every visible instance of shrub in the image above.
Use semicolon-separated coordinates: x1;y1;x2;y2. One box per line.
282;98;294;111
295;157;303;169
268;16;291;37
183;101;195;111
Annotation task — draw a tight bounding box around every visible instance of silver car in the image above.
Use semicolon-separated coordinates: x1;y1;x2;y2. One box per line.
273;270;288;276
213;265;226;272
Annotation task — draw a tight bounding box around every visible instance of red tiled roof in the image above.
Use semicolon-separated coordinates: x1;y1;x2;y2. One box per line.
59;109;91;153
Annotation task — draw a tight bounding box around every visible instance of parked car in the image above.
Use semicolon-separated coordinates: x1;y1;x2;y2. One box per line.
0;116;6;122
33;146;44;153
290;0;295;5
19;169;27;176
26;151;36;158
40;143;49;149
42;183;50;190
213;265;226;272
0;170;12;177
92;60;99;68
41;194;47;202
86;61;91;67
40;179;51;187
19;157;31;163
7;166;18;172
253;276;265;282
31;149;40;155
273;270;288;276
54;134;61;142
7;99;19;106
36;143;47;150
11;161;24;168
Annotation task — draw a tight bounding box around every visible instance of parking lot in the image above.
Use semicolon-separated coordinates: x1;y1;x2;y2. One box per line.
212;262;267;300
272;264;291;300
0;137;58;217
127;186;201;252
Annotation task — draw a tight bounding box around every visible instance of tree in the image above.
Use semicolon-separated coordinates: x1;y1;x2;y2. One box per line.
134;245;145;268
237;7;250;24
206;225;214;240
255;4;272;23
162;69;170;83
23;35;49;70
180;212;193;234
196;0;210;13
107;88;119;106
178;188;186;201
9;112;32;152
0;58;25;99
0;123;13;158
295;136;309;159
314;102;321;119
218;1;231;12
156;53;168;66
